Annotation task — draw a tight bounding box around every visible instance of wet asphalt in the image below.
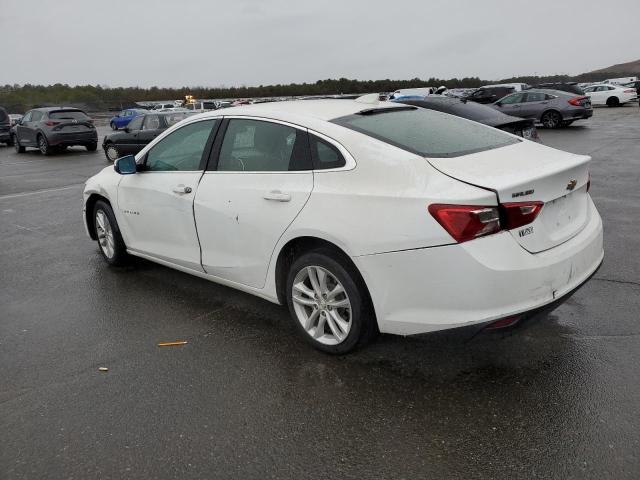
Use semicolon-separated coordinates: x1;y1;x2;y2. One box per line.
1;107;639;480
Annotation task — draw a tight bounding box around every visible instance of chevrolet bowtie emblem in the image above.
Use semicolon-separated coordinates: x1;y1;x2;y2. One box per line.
566;179;577;191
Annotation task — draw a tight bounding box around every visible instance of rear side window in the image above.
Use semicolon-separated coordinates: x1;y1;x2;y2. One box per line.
49;110;89;120
525;92;546;102
217;119;311;172
332;107;519;158
309;135;345;169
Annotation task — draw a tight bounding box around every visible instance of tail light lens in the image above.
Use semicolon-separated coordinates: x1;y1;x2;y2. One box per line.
429;201;544;243
500;202;544;230
44;121;60;127
568;96;587;106
624;89;636;93
428;204;501;243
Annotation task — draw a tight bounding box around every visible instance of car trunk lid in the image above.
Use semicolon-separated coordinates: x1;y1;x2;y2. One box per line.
426;141;591;253
48;110;94;132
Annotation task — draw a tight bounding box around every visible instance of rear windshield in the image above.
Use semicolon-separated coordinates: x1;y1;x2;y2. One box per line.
332;107;519;158
49;110;89;120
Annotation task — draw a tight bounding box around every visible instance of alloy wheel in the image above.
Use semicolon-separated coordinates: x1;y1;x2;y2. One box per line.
542;112;560;129
95;210;115;259
291;266;352;345
38;136;48;154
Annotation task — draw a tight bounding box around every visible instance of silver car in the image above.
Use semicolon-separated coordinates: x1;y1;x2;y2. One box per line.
490;89;593;129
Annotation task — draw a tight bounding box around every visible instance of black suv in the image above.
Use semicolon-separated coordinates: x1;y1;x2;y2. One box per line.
13;107;98;155
464;86;516;104
102;111;191;161
0;107;12;146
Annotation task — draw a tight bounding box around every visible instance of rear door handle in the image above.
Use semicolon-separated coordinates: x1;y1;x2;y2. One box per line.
172;184;192;194
263;190;291;202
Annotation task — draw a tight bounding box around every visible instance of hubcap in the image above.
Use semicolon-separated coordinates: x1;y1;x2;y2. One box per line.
292;266;352;345
38;137;47;153
106;146;119;161
95;210;115;259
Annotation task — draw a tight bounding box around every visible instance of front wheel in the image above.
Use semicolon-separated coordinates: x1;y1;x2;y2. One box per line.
104;144;120;162
286;250;376;354
541;110;562;129
93;200;130;266
110;122;117;130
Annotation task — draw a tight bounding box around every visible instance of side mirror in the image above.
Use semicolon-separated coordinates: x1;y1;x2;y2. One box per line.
114;155;137;175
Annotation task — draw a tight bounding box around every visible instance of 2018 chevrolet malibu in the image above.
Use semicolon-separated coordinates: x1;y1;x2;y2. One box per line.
83;99;604;353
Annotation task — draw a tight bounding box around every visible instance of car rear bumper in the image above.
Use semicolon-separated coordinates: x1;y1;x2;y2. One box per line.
355;197;603;336
564;106;593;120
47;131;98;146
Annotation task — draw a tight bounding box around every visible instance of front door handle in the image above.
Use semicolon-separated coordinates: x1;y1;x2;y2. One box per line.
263;190;291;202
172;184;192;194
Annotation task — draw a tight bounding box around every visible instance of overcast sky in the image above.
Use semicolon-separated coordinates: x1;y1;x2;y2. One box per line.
2;0;639;88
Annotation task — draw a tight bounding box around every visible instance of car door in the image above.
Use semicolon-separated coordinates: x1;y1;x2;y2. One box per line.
138;114;164;147
586;86;606;105
495;92;526;116
116;115;144;155
194;117;314;288
16;111;34;145
519;91;551;119
116;118;219;271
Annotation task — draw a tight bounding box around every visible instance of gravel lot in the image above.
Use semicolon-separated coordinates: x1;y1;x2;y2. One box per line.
1;106;639;479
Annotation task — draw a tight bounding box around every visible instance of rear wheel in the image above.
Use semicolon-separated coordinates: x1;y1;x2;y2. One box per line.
14;135;25;153
37;134;52;155
286;249;376;354
104;144;120;162
110;122;117;130
541;110;562;129
86;142;98;152
93;200;129;266
606;96;620;107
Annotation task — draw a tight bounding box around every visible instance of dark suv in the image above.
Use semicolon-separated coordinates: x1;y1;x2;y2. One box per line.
13;107;98;155
464;86;516;104
0;107;12;146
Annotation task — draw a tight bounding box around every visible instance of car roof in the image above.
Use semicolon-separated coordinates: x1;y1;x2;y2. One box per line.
31;106;83;112
524;88;572;96
186;99;408;123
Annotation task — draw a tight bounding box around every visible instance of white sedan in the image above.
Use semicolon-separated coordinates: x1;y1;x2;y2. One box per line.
83;99;604;353
582;84;638;106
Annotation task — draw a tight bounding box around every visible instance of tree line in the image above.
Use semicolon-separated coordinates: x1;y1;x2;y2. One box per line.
0;71;634;113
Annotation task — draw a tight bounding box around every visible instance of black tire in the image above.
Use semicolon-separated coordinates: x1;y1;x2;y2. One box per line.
14;135;25;153
110;122;117;130
6;135;14;147
541;110;562;129
37;134;52;155
93;200;130;266
86;142;98;152
104;143;120;162
286;249;377;354
606;96;620;107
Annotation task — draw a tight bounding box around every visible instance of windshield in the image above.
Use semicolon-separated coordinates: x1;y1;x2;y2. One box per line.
49;110;89;120
332;107;519;158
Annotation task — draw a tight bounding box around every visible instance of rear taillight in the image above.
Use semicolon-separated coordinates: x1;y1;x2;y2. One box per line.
429;201;544;243
568;96;587;106
45;121;60;127
624;89;636;93
500;202;544;230
428;204;501;243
